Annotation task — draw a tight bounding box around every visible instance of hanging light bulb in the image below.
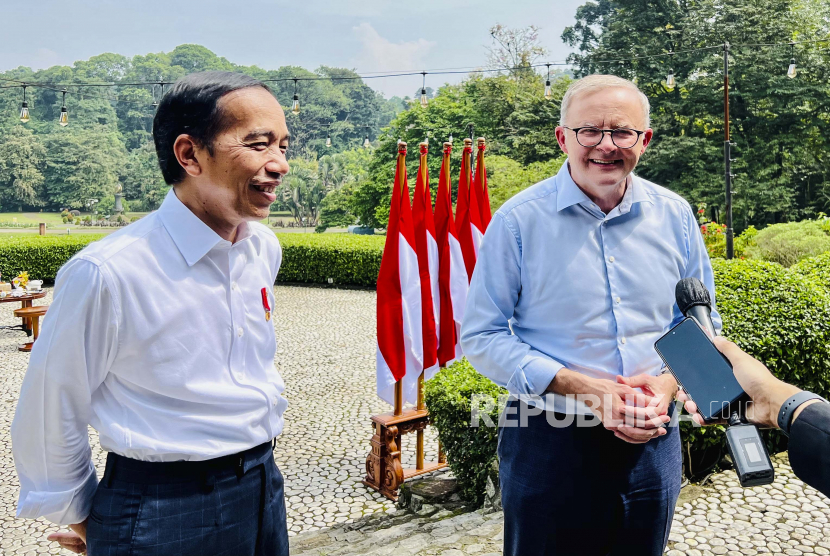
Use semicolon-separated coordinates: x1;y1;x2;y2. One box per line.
19;85;30;123
787;58;797;78
420;71;428;108
544;63;552;99
665;68;676;91
291;78;300;114
664;47;676;92
787;42;797;78
325;133;332;148
363;133;371;148
58;89;68;127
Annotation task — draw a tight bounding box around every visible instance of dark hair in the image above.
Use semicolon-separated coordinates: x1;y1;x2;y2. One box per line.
153;71;272;185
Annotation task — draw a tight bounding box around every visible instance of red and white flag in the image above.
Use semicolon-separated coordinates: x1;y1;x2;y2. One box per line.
474;138;492;231
412;142;440;379
376;143;423;406
434;142;468;366
455;139;482;282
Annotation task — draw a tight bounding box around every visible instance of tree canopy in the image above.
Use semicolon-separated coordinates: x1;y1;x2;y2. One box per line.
0;44;400;211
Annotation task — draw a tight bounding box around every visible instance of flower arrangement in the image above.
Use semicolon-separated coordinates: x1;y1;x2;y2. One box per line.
12;271;29;289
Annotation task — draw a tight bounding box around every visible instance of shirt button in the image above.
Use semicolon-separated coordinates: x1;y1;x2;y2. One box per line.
237;327;244;337
620;337;627;344
231;281;239;291
608;256;615;263
615;297;621;304
272;396;279;406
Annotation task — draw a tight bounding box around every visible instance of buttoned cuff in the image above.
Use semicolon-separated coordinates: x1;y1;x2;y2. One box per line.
16;462;98;525
508;353;565;397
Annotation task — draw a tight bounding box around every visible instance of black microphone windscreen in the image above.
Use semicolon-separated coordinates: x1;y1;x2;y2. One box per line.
675;277;712;315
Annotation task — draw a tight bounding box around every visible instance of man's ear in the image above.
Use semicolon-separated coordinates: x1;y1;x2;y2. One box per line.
555;127;569;155
173;134;204;178
640;128;654;155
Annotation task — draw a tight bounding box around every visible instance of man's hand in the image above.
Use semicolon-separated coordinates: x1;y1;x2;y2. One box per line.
47;520;87;554
550;369;669;444
615;373;676;442
679;336;803;429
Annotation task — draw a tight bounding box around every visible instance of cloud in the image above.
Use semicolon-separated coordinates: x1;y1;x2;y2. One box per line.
351;22;436;75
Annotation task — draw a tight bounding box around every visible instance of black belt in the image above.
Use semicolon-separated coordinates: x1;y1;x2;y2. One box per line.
103;441;274;489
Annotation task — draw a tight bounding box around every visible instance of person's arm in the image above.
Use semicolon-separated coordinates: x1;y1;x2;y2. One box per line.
670;205;723;332
460;213;563;397
788;401;830;498
12;258;118;527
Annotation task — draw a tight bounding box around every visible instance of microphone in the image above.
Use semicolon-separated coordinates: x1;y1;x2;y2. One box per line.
675;277;716;339
673;277;775;487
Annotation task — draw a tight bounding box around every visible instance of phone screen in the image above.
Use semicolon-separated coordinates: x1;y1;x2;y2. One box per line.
654;318;746;422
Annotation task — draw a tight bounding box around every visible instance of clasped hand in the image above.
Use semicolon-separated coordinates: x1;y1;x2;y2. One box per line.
588;373;677;444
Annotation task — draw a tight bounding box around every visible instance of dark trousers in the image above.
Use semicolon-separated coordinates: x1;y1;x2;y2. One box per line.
86;442;289;556
499;400;682;556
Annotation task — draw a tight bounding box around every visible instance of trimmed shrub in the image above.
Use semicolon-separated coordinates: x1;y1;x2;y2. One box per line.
424;359;507;506
426;257;830;503
746;218;830;266
275;233;383;287
791;252;830;292
0;235;106;281
0;232;384;287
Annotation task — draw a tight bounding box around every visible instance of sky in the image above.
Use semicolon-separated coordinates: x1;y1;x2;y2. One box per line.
0;0;587;99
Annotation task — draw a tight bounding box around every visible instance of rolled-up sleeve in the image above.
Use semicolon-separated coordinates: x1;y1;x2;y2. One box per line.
12;257;118;525
460;213;564;396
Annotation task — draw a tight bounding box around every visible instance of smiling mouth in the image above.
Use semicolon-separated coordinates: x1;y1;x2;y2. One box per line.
250;181;280;193
589;159;621;166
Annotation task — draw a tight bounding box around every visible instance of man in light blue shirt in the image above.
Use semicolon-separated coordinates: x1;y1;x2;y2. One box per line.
461;74;720;556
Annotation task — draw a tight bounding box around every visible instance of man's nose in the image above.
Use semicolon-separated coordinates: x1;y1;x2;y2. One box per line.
265;155;289;177
596;131;617;151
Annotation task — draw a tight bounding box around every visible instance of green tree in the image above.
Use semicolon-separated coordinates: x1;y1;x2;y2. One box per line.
563;0;830;229
0;126;46;210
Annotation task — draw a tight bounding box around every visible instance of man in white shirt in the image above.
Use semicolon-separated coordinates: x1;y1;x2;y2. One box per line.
12;71;291;555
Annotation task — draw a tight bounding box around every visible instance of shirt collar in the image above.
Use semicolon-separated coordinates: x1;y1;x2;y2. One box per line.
158;188;255;266
556;160;653;215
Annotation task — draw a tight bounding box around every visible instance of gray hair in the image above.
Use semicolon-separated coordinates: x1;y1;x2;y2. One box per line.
559;74;650;129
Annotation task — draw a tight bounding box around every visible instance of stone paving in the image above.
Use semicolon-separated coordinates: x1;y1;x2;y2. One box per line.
1;285;829;555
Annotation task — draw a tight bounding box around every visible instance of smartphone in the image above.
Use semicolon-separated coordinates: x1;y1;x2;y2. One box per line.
654;317;746;423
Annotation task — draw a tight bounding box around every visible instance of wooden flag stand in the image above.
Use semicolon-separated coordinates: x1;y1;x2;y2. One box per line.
363;372;446;501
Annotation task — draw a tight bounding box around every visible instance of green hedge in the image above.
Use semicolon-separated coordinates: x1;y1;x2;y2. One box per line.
424;358;507;506
0;235;107;282
791;251;830;291
275;234;383;286
425;257;830;504
0;233;384;287
746;218;830;266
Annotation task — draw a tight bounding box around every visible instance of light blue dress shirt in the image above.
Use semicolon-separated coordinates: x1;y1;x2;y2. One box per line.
460;161;721;414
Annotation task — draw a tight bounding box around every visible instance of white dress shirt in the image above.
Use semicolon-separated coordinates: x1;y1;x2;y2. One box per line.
12;189;288;525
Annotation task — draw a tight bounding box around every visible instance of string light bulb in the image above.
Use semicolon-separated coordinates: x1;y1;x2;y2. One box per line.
325;132;332;148
420;71;428;108
666;68;676;90
787;42;797;78
19;85;30;123
544;64;552;99
58;89;68;127
363;133;371;148
663;46;676;91
291;79;300;114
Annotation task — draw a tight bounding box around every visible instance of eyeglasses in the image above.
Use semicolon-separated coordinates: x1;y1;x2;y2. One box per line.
562;126;644;149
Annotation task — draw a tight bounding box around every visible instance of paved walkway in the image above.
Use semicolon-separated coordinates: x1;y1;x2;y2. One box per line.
289;453;830;556
1;285;829;555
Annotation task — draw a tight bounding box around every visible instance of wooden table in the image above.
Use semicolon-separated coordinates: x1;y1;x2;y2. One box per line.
0;291;47;336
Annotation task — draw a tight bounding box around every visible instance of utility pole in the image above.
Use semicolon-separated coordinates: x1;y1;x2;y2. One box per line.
723;42;734;259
